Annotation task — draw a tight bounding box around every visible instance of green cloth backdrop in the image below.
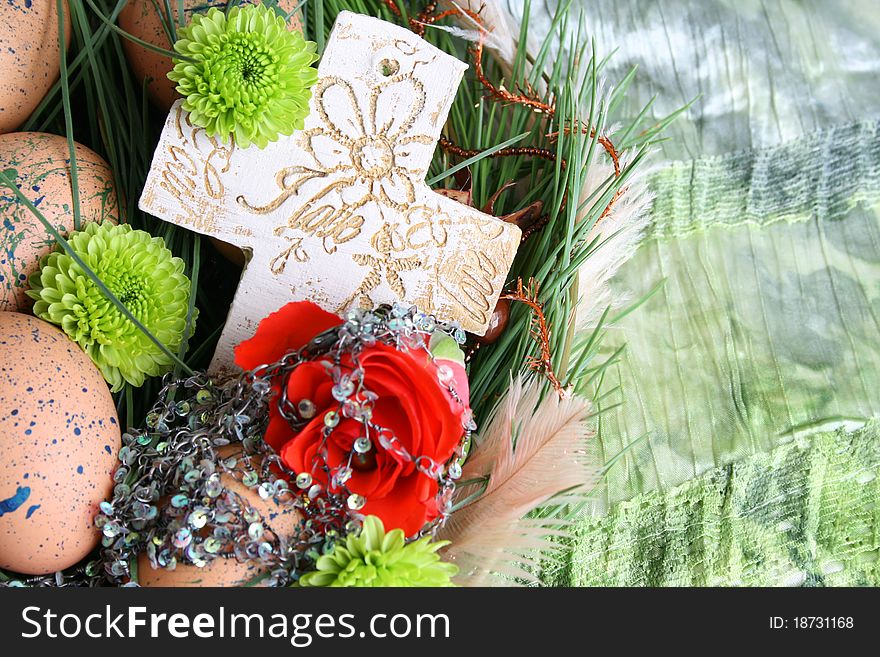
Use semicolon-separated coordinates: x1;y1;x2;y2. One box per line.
513;0;880;585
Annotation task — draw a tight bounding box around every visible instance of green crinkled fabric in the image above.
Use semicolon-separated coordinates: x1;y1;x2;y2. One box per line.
544;423;880;587
518;0;880;586
646;121;880;239
593;123;880;509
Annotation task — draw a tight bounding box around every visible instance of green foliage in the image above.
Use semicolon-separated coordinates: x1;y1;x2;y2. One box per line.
10;0;674;465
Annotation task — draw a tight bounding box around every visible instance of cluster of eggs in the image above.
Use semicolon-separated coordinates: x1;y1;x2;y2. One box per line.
0;3;121;577
0;307;300;583
0;0;303;585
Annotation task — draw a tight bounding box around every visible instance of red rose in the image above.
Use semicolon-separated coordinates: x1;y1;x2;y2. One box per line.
234;302;470;537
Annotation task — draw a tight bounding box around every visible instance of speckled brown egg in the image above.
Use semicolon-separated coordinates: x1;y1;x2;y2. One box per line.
119;0;303;110
0;131;120;312
138;448;302;587
0;311;121;575
0;1;71;133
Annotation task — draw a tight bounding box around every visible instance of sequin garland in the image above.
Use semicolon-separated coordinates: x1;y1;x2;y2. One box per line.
1;304;471;587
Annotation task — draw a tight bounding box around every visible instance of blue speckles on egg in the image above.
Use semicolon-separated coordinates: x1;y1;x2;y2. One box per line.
0;485;29;516
1;131;121;310
0;311;122;575
0;3;68;133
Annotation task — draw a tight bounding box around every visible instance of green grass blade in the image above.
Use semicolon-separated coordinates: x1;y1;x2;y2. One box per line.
56;0;82;230
84;0;197;62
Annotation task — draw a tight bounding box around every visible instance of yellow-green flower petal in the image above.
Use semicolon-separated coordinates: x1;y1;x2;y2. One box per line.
299;516;458;587
26;222;196;392
167;5;319;149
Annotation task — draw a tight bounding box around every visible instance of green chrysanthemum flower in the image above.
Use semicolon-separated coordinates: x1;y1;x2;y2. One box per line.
168;5;319;149
299;516;459;587
27;222;196;392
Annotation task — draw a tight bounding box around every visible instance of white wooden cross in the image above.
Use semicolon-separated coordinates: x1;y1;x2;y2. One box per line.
140;11;521;373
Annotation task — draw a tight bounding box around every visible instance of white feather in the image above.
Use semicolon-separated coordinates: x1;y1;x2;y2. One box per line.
438;0;519;67
574;152;655;329
439;376;600;585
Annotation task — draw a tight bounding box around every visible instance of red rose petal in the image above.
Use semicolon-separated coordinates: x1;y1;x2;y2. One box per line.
366;355;460;458
234;301;341;370
285;361;335;414
280;422;325;475
326;416;404;499
347;458;387;497
360;348;431;447
369;393;422;463
253;318;471;539
327;419;363;463
263;412;294;454
363;471;439;536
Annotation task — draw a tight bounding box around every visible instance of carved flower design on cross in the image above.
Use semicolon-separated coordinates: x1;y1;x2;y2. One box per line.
337;223;422;312
301;74;436;209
